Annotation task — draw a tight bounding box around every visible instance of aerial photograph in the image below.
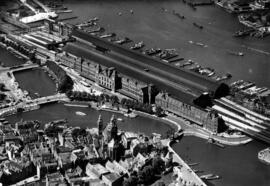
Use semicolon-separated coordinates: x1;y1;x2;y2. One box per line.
0;0;269;185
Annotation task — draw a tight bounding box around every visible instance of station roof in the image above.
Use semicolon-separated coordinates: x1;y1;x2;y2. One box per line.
63;41;198;106
70;29;224;94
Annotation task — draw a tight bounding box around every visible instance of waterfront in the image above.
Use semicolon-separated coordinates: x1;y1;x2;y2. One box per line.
13;68;57;98
173;136;270;186
63;0;270;86
5;103;175;137
1;1;270;185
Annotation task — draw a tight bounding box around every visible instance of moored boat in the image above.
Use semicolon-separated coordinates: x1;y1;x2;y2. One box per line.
130;41;145;50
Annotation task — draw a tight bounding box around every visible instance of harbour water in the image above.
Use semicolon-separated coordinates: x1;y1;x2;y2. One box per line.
5;103;175;137
62;0;270;87
13;68;57;98
173;136;270;186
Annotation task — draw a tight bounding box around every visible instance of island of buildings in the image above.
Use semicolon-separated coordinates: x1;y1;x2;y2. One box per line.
0;115;205;186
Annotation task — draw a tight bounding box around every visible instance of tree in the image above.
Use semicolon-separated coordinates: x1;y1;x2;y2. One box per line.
152;156;165;175
155;106;163;117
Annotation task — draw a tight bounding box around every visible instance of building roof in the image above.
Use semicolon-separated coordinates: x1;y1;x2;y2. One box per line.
63;41;198;106
69;29;225;94
102;172;121;182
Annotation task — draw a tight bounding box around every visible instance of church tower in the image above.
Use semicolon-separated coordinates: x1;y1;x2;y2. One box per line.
110;115;118;140
97;115;103;136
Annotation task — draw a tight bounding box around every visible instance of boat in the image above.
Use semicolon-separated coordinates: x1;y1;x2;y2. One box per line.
193;22;203;29
89;17;99;22
130;41;145;50
100;33;116;39
87;27;105;34
158;49;178;60
233;29;254;37
227;50;244;56
200;174;220;180
124;112;138;118
215;73;232;81
208;138;225;148
114;37;132;45
75;111;86;116
258;147;270;165
180;60;194;67
143;48;162;56
117;118;124;122
172;10;185;19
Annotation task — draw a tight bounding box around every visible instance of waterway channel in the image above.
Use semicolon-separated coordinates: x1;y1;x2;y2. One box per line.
173;136;270;186
13;68;57;98
0;47;25;67
5;103;175;137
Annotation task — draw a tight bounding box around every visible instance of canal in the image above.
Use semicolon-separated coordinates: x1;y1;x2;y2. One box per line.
13;68;57;98
0;47;25;67
5;103;175;137
173;136;270;186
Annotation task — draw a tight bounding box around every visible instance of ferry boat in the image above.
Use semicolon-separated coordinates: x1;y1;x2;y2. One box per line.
258;147;270;165
193;22;203;29
143;48;162;56
130;41;145;50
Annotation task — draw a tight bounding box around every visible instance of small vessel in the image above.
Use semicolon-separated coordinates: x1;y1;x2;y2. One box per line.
117;118;124;122
200;174;220;180
208;138;225;148
130;9;134;14
158;49;178;60
87;27;105;34
180;60;194;67
258;147;270;165
100;33;116;39
172;10;185;19
130;41;145;50
114;37;132;45
227;50;244;56
75;111;86;116
89;17;99;22
143;48;162;55
193;22;203;29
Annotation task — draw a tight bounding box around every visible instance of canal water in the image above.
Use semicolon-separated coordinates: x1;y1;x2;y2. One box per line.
0;47;25;67
173;136;270;186
13;68;57;98
62;0;270;87
5;103;175;137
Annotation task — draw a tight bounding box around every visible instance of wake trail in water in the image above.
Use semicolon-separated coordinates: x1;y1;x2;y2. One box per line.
241;45;270;56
